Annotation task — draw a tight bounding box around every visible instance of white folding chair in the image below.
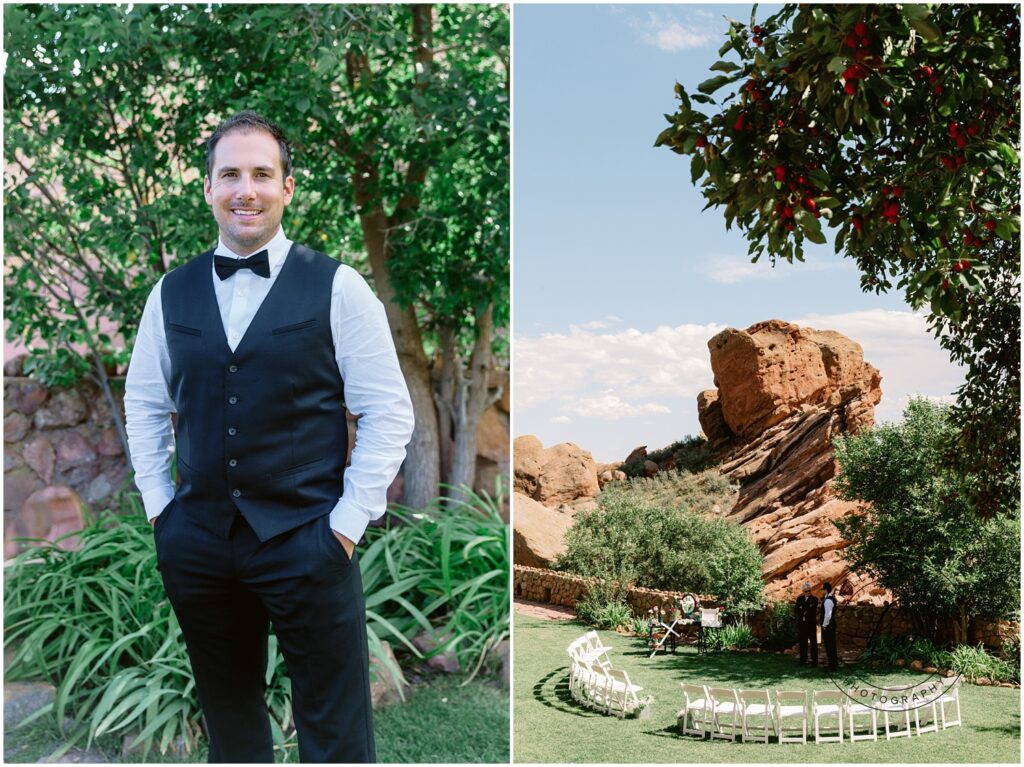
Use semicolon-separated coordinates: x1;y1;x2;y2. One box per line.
846;700;879;742
812;690;844;743
937;679;962;729
775;690;808;744
582;631;613;668
677;683;710;737
913;698;939;736
739;689;773;743
707;687;741;741
605;667;643;719
882;699;911;740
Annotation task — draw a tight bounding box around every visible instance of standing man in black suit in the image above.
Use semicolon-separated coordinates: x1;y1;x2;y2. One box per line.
821;581;840;672
124;111;415;763
794;581;818;666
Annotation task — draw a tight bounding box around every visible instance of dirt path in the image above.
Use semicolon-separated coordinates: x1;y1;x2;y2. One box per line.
514;599;576;621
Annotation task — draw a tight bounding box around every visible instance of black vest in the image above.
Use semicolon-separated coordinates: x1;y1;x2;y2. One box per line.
795;594;818;625
821;593;838;628
162;243;347;541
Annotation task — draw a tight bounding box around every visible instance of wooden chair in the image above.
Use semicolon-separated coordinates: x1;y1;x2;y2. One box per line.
738;689;773;743
604;668;644;719
707;687;741;741
677;683;710;737
846;700;879;742
937;679;962;729
774;690;808;744
882;699;912;740
811;690;844;743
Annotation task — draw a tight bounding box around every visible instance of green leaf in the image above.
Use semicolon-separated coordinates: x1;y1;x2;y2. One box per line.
909;17;942;42
697;74;738;95
690;154;706;184
710;60;741;73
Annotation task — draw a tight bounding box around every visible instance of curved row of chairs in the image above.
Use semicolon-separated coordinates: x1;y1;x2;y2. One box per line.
677;681;962;744
567;632;646;718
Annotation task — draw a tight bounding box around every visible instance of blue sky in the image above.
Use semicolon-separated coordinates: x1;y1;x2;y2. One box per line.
513;4;966;462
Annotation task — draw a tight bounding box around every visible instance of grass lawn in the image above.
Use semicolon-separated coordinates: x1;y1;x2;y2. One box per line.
513;612;1021;763
3;673;509;764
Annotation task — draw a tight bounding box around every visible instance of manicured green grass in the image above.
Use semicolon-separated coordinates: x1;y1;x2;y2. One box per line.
513;613;1021;763
3;675;509;764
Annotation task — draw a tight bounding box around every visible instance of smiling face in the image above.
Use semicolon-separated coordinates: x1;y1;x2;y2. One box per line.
204;128;294;255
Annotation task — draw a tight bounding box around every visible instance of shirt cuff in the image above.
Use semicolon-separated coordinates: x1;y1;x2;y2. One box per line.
329;497;373;546
141;486;175;521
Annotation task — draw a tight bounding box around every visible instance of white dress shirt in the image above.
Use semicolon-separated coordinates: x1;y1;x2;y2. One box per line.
822;597;834;628
124;227;415;544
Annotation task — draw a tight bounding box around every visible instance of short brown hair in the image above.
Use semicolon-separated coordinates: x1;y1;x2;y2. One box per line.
205;110;292;180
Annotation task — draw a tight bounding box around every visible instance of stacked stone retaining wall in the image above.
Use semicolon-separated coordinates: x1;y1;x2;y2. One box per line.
514;565;1018;650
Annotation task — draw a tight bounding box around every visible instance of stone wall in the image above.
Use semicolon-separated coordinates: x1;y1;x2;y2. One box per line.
514;565;1019;650
4;377;129;557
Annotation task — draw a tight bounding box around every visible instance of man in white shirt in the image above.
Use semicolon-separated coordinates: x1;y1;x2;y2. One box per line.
820;581;839;672
124;111;414;763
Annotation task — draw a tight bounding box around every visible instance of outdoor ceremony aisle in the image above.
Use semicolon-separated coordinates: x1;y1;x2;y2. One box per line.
512;612;1021;763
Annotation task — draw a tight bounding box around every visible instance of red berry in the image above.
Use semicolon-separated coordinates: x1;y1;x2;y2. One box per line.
967;124;979;138
845;33;859;48
955;135;967;149
953;261;964;273
804;198;817;212
851;215;863;231
753;25;763;35
854;21;868;37
785;222;795;231
813;210;821;219
751;89;763;101
783;205;794;218
882;185;892;195
845;80;858;95
734;114;746;131
696;136;708;148
892;186;903;198
753;37;762;46
855;49;868;62
961;259;971;271
883;98;891;107
776;119;784;128
985;220;996;231
942;279;951;289
933;85;943;94
920;65;933;78
859;36;870;48
774;165;786;181
797;175;806;185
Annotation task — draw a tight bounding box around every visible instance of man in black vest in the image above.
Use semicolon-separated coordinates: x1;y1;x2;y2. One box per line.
124;111;414;762
821;581;839;672
794;581;818;666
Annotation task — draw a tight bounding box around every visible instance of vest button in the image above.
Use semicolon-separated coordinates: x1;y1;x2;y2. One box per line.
228;427;237;436
232;489;241;498
229;364;239;373
229;396;238;405
228;459;237;467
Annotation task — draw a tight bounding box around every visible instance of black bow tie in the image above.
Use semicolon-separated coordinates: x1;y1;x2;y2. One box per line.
214;250;271;280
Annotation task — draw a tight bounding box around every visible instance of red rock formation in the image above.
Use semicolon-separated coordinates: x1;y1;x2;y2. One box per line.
513;436;599;507
699;320;884;603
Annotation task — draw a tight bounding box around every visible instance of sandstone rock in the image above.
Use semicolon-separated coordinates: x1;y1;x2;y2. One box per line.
909;659;923;671
707;320;881;441
95;428;124;457
6;486;86;556
513;435;545;497
476;406;509;466
536;442;599;505
623;446;647;466
56;432;97;472
369;640;405;709
513;492;572;568
697;389;732;447
642;460;658;477
7;380;49;416
4;412;30;443
34;389;89;430
412;631;460;674
895;658;906;668
3;467;45;516
4;679;56;728
924;666;938;675
23;435;55;484
975;677;991;686
4;354;27;377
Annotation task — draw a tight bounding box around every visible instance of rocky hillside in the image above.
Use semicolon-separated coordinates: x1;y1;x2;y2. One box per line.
513;319;889;605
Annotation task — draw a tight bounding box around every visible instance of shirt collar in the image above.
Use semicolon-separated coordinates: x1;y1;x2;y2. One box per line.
214;227;293;273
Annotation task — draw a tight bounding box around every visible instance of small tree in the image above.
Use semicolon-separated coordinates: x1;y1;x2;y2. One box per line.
656;4;1020;517
833;398;1021;642
557;482;764;615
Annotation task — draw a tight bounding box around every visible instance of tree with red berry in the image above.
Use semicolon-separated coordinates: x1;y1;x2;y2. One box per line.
656;4;1020;516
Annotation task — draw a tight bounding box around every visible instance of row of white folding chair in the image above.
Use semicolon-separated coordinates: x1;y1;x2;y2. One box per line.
678;682;962;744
570;658;644;717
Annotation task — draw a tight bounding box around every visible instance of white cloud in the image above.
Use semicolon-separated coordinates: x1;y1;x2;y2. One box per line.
703;253;855;284
549;415;571;424
566;393;672;420
605;314;623;323
574;319;609;330
650;22;712;52
514;322;725;411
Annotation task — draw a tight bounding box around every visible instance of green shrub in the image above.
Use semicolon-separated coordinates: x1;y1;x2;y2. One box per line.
620;436;714;478
575;585;633;631
4;484;509;758
761;601;798;651
605;470;735;516
720;620;755;649
950;643;1018;683
1000;632;1021;680
556;492;764;615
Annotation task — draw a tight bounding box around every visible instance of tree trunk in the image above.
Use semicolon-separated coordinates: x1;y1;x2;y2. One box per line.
445;304;501;504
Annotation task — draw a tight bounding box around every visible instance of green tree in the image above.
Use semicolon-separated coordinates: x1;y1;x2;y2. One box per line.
656;4;1020;517
557;482;765;615
3;4;510;506
833;398;1021;642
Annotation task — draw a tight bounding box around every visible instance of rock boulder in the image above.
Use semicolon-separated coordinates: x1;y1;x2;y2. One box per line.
512;492;573;568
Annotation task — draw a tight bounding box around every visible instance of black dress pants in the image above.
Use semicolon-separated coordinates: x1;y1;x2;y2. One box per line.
823;623;838;670
798;622;818;665
154;499;375;763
